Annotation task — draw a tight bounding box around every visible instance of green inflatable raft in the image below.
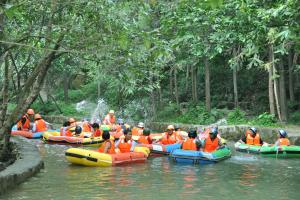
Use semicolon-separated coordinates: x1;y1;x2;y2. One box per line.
235;142;300;158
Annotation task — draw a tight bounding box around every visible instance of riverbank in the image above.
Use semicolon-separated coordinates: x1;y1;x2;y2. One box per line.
0;136;44;195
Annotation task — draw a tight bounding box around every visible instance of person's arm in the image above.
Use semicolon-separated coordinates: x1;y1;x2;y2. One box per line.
32;123;37;133
260;138;264;145
200;140;206;151
239;135;246;143
115;139;121;148
130;141;137;151
195;139;202;150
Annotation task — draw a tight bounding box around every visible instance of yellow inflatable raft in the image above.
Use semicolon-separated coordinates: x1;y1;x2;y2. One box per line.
65;146;150;167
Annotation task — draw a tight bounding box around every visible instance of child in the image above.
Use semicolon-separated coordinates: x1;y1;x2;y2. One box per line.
91;123;101;137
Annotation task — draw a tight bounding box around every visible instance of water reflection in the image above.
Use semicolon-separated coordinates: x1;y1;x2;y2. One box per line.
2;142;300;200
239;164;260;188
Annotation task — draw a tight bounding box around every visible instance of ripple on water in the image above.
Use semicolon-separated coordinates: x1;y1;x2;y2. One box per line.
2;143;300;200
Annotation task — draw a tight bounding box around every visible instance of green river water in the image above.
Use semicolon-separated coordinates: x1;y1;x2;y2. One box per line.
2;140;300;200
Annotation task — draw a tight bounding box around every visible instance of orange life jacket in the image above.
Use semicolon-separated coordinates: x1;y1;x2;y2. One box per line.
103;115;116;125
204;137;219;152
246;133;261;146
161;132;182;145
82;122;92;132
118;139;132;153
65;128;73;137
138;135;152;144
35;119;47;132
132;127;143;136
279;138;290;146
98;140;115;154
17;114;30;130
182;138;197;151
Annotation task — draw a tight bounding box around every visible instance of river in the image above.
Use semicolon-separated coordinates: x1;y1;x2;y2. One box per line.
2;140;300;200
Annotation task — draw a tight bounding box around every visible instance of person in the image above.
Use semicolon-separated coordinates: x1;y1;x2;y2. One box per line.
103;110;116;125
82;119;92;132
239;127;264;146
74;126;83;137
17;108;35;131
98;131;115;154
182;130;201;151
60;121;71;136
115;129;136;153
160;125;183;145
138;129;152;144
32;114;51;132
274;129;290;146
91;123;101;137
132;122;144;136
175;124;188;139
68;118;76;126
202;127;223;152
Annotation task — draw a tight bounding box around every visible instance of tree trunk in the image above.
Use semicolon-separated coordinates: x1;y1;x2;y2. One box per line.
0;35;64;161
268;45;276;116
205;58;211;111
63;71;69;103
185;66;189;94
97;66;101;99
174;68;179;107
194;66;198;102
169;68;173;99
293;53;299;97
233;47;239;108
273;64;282;122
191;65;198;102
279;57;288;122
191;66;195;101
288;51;295;101
0;52;9;128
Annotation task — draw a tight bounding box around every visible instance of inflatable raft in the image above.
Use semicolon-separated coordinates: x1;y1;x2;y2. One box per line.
138;143;182;155
65;146;150;167
170;147;231;164
11;129;57;139
132;133;164;141
235;142;300;158
43;131;105;147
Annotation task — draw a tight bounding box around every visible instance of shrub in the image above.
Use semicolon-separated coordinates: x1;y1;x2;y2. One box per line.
227;109;247;124
250;112;277;126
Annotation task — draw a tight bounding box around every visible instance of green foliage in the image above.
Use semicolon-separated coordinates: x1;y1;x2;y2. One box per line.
227;109;247;124
250;112;277;127
156;103;225;125
31;101;86;117
288;112;300;125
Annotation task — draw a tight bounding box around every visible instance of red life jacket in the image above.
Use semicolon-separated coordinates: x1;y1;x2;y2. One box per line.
17;114;30;130
93;129;101;137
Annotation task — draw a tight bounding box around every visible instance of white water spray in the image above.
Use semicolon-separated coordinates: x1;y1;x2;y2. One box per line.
90;99;109;123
